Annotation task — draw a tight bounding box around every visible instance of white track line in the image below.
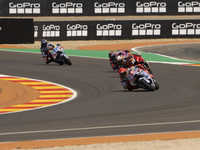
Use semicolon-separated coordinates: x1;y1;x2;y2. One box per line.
0;120;200;136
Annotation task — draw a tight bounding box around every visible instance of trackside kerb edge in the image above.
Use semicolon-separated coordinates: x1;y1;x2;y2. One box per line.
0;75;77;115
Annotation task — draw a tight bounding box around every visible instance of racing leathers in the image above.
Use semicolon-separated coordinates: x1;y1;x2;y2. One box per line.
109;51;118;70
123;53;150;74
120;65;155;91
132;54;149;66
119;66;138;91
41;42;55;64
109;50;132;70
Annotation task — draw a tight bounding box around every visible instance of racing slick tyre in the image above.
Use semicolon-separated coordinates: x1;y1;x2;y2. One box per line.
59;61;64;65
139;79;155;91
155;82;159;90
62;56;72;66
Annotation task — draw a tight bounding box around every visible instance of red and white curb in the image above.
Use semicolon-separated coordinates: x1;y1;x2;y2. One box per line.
0;75;77;115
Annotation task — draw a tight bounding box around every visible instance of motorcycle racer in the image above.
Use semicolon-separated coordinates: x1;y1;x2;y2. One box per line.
109;50;132;70
119;66;138;91
108;51;118;70
119;64;159;91
40;39;55;64
122;52;152;74
116;50;132;61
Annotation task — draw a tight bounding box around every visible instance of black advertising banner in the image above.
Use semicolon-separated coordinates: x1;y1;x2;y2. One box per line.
34;20;200;41
0;19;34;44
4;0;45;16
1;0;200;16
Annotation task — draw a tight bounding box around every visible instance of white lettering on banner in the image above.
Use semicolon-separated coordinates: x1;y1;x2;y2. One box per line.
66;24;88;37
9;2;40;14
34;26;38;37
172;22;200;35
132;23;161;36
94;2;125;14
52;2;83;14
136;1;166;13
178;1;200;13
42;24;60;37
96;23;122;36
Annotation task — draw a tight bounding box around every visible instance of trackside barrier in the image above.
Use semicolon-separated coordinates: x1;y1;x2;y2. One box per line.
1;0;200;16
34;20;200;41
0;18;34;44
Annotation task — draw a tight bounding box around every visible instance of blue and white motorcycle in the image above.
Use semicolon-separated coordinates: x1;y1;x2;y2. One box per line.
50;45;72;66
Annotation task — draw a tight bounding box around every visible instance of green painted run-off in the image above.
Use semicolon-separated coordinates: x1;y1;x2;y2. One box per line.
0;48;199;64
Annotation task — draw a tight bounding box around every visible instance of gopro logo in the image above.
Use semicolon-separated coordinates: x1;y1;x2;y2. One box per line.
136;1;166;13
66;24;88;37
178;1;200;12
132;23;161;36
172;22;200;35
94;2;125;13
9;2;40;14
42;24;60;37
52;2;83;14
96;23;122;36
34;26;38;37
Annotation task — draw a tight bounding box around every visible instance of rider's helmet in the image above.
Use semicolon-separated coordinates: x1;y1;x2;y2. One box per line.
124;49;131;53
119;68;127;78
56;43;60;47
109;51;115;58
117;55;122;61
41;39;48;48
126;52;132;58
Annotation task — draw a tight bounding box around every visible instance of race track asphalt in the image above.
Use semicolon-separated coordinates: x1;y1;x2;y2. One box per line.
0;47;200;143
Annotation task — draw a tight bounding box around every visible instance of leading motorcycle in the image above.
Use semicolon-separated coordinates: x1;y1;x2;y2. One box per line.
124;65;159;91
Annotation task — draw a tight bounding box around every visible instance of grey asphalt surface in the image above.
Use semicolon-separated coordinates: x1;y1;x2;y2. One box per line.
0;45;200;143
139;42;200;62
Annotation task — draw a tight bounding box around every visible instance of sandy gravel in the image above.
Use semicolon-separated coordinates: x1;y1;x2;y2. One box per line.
0;80;40;109
5;15;200;21
13;138;200;150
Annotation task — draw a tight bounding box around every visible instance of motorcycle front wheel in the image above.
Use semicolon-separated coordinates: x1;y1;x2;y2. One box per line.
62;55;72;65
139;79;155;91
